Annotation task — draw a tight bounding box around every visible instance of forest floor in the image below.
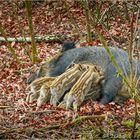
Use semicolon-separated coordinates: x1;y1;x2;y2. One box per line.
0;1;140;139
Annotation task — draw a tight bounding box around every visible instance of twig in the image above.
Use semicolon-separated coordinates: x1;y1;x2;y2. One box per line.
130;11;139;139
38;114;105;131
27;109;58;114
0;128;23;136
67;114;105;126
0;106;12;109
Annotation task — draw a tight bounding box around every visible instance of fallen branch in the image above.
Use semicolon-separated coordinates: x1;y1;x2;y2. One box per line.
0;35;69;43
66;114;105;127
39;114;105;131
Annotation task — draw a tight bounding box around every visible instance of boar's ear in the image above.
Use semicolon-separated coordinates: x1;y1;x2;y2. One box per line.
60;41;76;52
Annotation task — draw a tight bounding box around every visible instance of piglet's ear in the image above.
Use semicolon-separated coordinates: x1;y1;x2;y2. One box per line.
26;72;38;84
